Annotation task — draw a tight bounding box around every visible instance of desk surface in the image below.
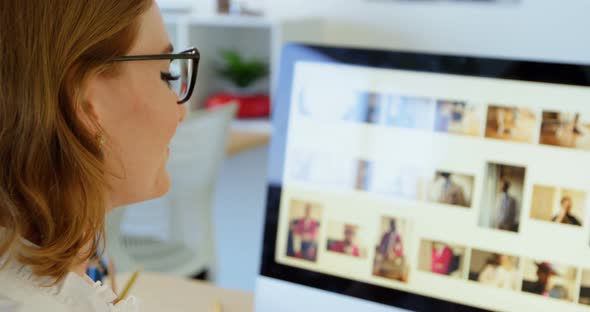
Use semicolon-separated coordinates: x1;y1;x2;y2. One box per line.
226;130;270;156
117;273;254;312
225;119;272;156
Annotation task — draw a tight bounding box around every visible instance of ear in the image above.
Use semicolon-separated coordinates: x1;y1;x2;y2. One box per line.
76;74;103;134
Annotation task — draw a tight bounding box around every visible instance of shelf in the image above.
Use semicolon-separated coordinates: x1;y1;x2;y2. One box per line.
226;130;270;156
162;9;276;29
157;0;193;13
187;14;276;29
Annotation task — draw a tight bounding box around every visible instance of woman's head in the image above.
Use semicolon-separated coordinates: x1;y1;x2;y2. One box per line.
388;219;396;232
488;253;512;268
91;3;188;205
344;225;357;244
561;196;572;212
498;254;513;268
0;0;186;282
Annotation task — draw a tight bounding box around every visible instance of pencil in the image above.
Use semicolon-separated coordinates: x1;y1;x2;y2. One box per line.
211;300;223;312
108;257;117;294
114;270;140;304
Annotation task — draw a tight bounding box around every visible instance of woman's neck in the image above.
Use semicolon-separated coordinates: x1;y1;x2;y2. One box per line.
71;259;95;285
70;241;95;285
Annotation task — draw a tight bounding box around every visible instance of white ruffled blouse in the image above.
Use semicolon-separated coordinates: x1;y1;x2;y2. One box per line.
0;261;138;312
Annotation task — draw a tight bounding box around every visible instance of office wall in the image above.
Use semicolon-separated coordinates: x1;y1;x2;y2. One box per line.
264;0;590;63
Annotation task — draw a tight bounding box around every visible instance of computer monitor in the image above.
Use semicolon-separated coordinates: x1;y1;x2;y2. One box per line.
255;43;590;312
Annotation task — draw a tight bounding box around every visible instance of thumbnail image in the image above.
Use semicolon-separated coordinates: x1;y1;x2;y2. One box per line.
286;200;322;262
434;100;484;137
373;217;411;283
293;86;356;122
326;222;368;258
522;259;578;302
296;88;312;117
485;105;537;143
478;163;526;232
530;185;585;227
287;153;364;191
296;87;359;122
418;240;467;279
540;111;590;150
425;171;474;208
286;150;313;182
371;163;431;201
580;269;590;305
469;250;520;290
355;159;374;191
383;95;436;130
342;91;387;124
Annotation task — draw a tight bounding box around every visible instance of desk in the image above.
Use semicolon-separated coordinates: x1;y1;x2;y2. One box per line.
116;273;254;312
226;130;270;156
225;119;272;156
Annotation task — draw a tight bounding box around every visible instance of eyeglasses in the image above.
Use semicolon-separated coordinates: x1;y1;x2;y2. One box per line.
114;47;200;104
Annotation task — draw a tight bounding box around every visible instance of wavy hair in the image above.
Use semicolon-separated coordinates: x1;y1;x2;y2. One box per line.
0;0;152;283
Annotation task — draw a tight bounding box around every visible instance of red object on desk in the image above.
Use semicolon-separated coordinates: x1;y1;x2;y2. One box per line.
205;93;270;119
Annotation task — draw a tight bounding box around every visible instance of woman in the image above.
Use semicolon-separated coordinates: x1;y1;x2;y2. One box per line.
290;204;320;261
377;220;404;261
0;1;198;310
552;196;582;226
374;219;406;281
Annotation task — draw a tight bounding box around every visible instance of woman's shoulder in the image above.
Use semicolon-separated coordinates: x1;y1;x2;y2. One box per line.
0;284;67;312
0;263;70;311
0;261;139;312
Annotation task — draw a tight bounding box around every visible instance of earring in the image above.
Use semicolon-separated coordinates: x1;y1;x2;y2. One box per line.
96;134;107;149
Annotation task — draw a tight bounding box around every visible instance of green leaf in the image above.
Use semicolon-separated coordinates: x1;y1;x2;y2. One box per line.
217;50;269;88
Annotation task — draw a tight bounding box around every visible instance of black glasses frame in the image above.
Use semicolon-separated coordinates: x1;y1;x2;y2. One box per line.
114;47;200;104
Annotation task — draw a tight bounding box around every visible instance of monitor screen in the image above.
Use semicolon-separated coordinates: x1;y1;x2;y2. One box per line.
260;43;590;312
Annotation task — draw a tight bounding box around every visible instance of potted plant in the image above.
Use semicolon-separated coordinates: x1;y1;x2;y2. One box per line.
205;50;271;118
